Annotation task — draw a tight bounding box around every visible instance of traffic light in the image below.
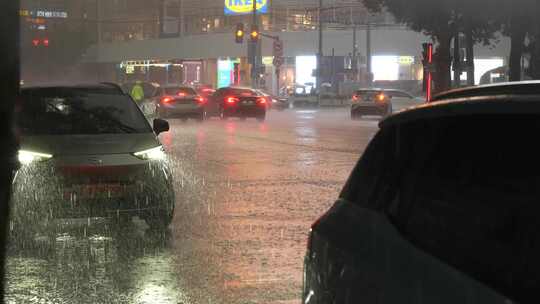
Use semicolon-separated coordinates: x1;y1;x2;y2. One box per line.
250;24;259;43
235;23;244;44
422;42;433;65
422;42;434;102
43;38;49;47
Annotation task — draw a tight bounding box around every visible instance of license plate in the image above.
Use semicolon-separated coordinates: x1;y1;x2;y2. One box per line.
243;100;254;105
63;183;125;200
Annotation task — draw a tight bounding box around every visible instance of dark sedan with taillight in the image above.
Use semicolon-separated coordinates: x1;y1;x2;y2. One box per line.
209;87;267;121
154;85;207;121
11;84;176;245
350;89;393;119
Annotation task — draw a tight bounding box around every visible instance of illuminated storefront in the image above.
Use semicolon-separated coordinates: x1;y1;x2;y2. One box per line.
224;0;269;15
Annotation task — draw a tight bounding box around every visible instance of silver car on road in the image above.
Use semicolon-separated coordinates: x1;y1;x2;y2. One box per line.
12;84;175;243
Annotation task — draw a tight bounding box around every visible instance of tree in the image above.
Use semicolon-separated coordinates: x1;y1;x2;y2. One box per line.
362;0;455;93
493;0;536;81
362;0;499;91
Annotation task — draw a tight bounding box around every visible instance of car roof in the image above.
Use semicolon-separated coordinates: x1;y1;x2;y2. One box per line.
432;80;540;101
381;83;540;128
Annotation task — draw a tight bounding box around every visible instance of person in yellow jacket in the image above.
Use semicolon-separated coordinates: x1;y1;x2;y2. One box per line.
130;81;145;104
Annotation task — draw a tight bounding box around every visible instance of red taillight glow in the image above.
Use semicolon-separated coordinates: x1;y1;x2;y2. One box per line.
196;96;206;104
161;96;173;103
226;96;239;104
352;95;359;101
177;92;187;97
257;97;267;105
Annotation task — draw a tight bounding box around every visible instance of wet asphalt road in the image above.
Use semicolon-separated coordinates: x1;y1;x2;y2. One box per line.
5;108;379;304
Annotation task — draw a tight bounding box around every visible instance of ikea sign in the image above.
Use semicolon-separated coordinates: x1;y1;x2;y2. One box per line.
224;0;268;15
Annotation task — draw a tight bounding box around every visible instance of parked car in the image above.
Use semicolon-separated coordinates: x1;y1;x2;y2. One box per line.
304;82;540;304
152;85;207;121
12;84;175;243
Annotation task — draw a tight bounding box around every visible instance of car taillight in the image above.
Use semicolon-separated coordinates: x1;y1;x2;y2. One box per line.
196;96;206;104
226;96;239;104
376;93;386;102
257;97;267;105
161;96;173;103
352;94;359;101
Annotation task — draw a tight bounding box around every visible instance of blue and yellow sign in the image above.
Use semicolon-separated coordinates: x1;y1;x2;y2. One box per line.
224;0;268;15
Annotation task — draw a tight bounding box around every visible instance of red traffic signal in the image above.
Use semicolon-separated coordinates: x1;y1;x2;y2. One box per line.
43;38;50;47
235;23;244;44
250;24;259;42
32;39;40;46
422;42;434;102
422;42;433;64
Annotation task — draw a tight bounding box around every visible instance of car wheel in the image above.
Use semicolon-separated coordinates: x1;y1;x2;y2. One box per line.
196;111;207;122
144;187;175;232
220;110;228;120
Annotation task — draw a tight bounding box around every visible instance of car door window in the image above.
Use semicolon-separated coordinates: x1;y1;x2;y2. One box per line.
384;115;540;303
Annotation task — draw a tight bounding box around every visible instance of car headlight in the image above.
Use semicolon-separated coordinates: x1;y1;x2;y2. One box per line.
18;150;53;165
133;146;166;160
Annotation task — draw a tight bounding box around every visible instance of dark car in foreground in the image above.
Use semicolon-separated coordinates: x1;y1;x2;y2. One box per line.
304;82;540;304
153;85;207;121
12;84;175;243
209;87;267;121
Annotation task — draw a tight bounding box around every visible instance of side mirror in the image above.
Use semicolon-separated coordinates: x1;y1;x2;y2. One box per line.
153;118;169;135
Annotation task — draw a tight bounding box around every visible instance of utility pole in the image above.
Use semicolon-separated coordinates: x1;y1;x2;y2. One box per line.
465;25;475;86
453;32;461;87
366;22;372;85
317;0;323;102
251;0;258;88
352;25;357;81
179;0;184;37
96;0;101;44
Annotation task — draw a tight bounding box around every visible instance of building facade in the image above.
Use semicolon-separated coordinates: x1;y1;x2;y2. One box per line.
81;0;510;94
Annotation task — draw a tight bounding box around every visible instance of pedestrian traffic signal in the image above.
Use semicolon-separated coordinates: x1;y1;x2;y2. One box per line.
422;42;433;65
250;24;259;43
422;42;434;102
235;23;244;44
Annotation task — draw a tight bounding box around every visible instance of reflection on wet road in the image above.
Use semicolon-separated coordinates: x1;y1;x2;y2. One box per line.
5;108;378;303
